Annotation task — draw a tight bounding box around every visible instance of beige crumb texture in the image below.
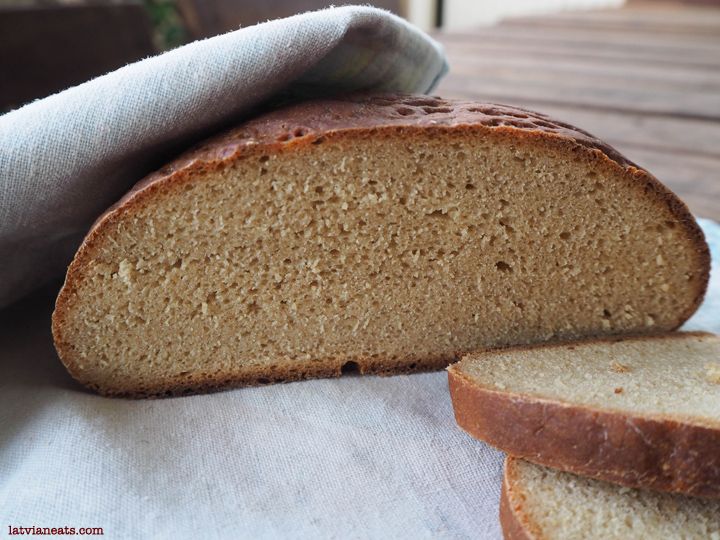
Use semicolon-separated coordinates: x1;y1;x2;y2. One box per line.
455;332;720;424
706;362;720;385
609;361;631;373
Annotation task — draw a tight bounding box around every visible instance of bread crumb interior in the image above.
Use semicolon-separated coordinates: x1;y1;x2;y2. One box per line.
460;334;720;424
61;131;704;392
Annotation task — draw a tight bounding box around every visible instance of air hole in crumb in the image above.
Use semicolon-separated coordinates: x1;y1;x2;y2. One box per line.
293;127;307;137
341;361;360;375
465;183;475;190
602;309;612;319
396;107;414;116
495;261;513;273
559;231;571;240
276;133;291;142
314;185;324;194
409;362;417;369
259;155;269;163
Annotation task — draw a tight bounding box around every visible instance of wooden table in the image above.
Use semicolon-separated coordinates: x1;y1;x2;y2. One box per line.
434;4;720;221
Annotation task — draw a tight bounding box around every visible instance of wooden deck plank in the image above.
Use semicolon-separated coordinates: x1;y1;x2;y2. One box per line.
503;15;720;38
440;45;718;76
444;22;720;48
452;56;720;95
515;6;720;32
446;56;720;96
440;35;720;69
439;74;720;120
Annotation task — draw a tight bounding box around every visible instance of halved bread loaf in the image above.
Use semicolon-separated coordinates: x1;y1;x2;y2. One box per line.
449;332;720;498
500;457;720;540
52;94;709;397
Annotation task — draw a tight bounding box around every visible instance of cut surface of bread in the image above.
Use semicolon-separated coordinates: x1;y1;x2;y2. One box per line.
449;332;720;497
52;94;709;397
501;457;720;540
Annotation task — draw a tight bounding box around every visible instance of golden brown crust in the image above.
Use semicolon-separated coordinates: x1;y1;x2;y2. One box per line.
448;333;720;499
52;93;711;398
500;457;538;540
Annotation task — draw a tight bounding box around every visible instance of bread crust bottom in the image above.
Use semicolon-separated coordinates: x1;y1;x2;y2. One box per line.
71;352;453;398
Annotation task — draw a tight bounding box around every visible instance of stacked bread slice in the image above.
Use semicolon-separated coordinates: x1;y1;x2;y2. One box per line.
448;332;720;539
500;457;720;540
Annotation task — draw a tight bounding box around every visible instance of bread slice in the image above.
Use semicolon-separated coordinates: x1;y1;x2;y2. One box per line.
52;94;709;397
500;456;720;540
449;332;720;498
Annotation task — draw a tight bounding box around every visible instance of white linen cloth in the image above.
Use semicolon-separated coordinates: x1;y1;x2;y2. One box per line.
0;218;718;539
0;5;447;309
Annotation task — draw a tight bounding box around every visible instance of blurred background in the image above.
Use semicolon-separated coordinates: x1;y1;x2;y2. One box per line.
1;0;719;220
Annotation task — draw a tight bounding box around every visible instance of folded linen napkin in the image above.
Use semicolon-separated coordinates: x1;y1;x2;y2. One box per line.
0;5;448;309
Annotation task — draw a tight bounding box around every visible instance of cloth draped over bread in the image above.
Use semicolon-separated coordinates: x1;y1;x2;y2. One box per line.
0;6;448;309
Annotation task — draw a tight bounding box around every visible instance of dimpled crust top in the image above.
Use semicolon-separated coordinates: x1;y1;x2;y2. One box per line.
51;94;710;397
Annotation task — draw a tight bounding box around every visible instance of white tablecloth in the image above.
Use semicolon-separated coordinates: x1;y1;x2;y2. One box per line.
1;218;717;539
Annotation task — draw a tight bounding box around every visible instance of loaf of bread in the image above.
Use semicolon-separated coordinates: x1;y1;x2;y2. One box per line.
500;457;720;540
449;332;720;498
52;94;709;397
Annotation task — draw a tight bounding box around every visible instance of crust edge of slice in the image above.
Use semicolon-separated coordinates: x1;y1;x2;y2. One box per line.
448;332;720;498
